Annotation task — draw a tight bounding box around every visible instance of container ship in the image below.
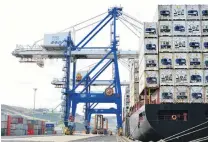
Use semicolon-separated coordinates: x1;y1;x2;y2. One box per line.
123;5;208;142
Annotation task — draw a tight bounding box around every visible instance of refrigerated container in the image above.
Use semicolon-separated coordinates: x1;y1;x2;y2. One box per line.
175;69;189;85
174;53;188;69
158;5;172;20
159;37;173;52
141;55;158;71
160;69;174;85
160;86;174;103
172;5;186;20
202;37;208;52
201;21;208;36
189;53;202;68
159;53;173;68
203;53;208;68
173;37;189;52
172;21;186;36
144;38;158;54
175;86;189;103
200;5;208;20
190;87;204;103
159;21;172;36
173;37;188;52
189;69;203;85
139;71;159;94
144;22;158;38
186;21;201;36
188;37;201;52
204;70;208;85
186;5;200;20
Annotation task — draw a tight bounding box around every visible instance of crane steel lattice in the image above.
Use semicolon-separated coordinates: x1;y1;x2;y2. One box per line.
12;6;142;135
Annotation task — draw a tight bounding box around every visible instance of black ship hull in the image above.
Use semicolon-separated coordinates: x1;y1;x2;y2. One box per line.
126;104;208;142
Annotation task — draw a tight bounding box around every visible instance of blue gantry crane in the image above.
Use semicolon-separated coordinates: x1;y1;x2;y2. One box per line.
12;6;142;136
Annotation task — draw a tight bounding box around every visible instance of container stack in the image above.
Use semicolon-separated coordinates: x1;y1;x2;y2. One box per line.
156;5;208;103
27;120;35;135
129;59;139;107
10;115;27;136
1;113;8;136
139;22;159;98
123;86;130;117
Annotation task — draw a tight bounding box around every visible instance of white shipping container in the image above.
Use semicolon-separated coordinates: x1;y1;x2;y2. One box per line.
188;37;201;52
143;55;158;71
202;37;208;52
43;32;68;49
159;21;172;36
200;5;208;20
190;87;204;103
175;70;189;85
1;121;7;128
10;129;25;136
159;37;173;52
144;22;158;38
160;86;174;103
186;21;201;36
172;21;186;36
174;53;188;69
158;5;172;20
203;53;208;68
139;71;159;94
190;69;203;86
172;5;186;20
201;21;208;36
204;70;208;85
1;114;7;122
204;87;208;103
159;53;173;69
175;86;189;103
11;124;23;130
173;37;188;52
160;69;174;85
134;83;139;94
144;38;158;54
186;5;200;20
189;53;202;68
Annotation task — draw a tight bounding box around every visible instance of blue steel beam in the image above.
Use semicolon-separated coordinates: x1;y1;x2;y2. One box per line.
72;50;112;92
80;59;113;93
76;13;111;47
81;16;113;48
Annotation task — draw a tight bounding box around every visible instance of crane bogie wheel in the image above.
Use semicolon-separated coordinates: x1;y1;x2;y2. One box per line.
105;88;114;96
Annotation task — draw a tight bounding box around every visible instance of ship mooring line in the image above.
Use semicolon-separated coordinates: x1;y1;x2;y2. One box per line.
162;120;208;141
166;126;208;142
189;136;208;142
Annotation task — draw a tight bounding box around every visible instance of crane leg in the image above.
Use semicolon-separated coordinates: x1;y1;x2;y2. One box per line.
68;101;77;135
116;102;123;136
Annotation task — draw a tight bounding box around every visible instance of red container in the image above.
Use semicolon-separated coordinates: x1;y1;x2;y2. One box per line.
7;115;11;136
27;129;34;135
28;124;34;130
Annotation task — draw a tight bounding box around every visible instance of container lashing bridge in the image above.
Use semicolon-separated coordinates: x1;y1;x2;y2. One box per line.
12;6;142;135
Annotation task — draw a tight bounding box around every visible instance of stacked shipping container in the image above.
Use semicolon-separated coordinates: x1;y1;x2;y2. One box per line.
129;59;139;107
138;22;159;98
155;5;208;103
1;113;8;136
1;113;46;136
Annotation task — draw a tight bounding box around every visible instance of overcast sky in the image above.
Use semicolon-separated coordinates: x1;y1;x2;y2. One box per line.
1;0;208;115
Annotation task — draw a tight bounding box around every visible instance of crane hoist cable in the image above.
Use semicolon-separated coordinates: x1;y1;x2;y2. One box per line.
122;12;143;25
118;18;141;38
32;12;107;46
